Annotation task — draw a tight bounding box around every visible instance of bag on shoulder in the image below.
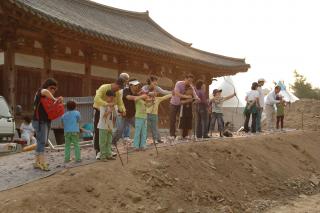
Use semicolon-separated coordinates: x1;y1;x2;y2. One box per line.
40;97;64;121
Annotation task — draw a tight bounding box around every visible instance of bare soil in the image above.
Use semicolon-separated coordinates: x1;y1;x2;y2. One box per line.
0;130;320;213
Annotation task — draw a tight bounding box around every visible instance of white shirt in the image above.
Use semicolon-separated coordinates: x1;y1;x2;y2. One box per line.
257;86;265;107
265;91;280;106
98;106;115;130
20;123;34;136
246;90;259;102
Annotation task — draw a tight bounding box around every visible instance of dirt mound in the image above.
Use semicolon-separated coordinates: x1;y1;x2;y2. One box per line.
1;131;320;213
285;99;320;130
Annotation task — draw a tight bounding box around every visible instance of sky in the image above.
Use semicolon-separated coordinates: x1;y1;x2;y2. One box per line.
92;0;320;94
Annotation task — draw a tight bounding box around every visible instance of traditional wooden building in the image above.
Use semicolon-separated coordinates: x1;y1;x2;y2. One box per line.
0;0;249;114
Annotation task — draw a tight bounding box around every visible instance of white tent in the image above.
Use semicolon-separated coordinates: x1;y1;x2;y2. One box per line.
276;81;299;103
210;76;246;131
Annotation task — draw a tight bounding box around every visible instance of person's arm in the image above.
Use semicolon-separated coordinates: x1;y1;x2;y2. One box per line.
93;84;108;107
41;89;60;102
155;86;172;95
131;94;148;101
158;94;172;102
191;85;200;101
268;93;281;105
224;93;236;101
181;98;193;104
115;91;126;113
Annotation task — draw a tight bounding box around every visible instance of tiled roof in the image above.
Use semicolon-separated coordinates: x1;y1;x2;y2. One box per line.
9;0;250;70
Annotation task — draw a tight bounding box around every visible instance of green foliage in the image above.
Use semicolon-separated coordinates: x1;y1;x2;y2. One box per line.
291;70;320;100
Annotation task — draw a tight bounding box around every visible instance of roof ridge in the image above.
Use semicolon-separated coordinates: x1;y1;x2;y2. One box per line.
73;0;149;18
146;15;193;47
189;45;246;62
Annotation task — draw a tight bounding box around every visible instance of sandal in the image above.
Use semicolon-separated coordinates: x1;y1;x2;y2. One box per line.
39;163;50;171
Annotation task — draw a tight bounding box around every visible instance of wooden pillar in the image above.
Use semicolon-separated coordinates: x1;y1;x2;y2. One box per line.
204;74;213;99
83;47;92;96
42;36;54;83
2;28;17;109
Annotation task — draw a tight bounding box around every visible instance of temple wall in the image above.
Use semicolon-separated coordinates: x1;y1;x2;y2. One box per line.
15;53;43;69
52;59;85;74
0;52;4;65
91;65;118;79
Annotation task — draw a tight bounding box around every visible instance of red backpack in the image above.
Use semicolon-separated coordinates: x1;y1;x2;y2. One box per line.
40;97;64;121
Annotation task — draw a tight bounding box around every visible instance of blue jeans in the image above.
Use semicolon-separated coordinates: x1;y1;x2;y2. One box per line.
147;114;158;141
196;104;209;138
256;107;263;132
210;113;224;132
133;118;147;148
112;117;135;145
116;115;131;138
32;120;50;155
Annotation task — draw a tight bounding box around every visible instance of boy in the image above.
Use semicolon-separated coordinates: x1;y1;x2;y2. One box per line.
146;91;172;143
276;95;286;131
209;89;236;137
61;101;81;163
98;90;117;160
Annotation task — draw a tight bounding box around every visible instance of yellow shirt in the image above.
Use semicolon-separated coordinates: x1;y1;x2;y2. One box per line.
93;84;125;112
146;94;172;115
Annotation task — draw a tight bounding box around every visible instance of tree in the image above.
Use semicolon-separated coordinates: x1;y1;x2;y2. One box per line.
290;70;320;100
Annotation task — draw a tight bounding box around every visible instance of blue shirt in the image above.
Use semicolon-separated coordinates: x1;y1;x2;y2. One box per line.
61;110;81;133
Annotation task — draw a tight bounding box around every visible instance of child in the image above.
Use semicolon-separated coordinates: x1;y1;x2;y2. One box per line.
133;91;152;150
98;90;117;160
179;85;194;139
61;101;81;163
20;116;37;145
146;91;172;143
276;95;285;130
210;89;236;137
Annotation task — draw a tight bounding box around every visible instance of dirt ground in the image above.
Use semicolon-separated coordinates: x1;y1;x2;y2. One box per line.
284;99;320;130
1;99;320;213
0;130;320;213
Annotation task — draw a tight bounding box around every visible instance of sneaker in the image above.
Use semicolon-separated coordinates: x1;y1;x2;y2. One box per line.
156;139;164;144
96;152;101;160
112;151;117;157
106;156;116;160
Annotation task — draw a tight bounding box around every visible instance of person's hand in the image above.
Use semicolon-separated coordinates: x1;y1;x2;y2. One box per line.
106;102;115;107
185;95;193;99
140;94;149;100
120;111;126;117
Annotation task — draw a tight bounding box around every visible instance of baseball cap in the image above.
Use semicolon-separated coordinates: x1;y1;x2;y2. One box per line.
258;78;266;82
212;89;222;95
129;79;141;86
119;73;130;81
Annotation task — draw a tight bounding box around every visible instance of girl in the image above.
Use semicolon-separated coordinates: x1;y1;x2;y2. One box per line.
32;78;63;171
179;85;194;139
20;116;37;145
142;76;171;96
244;82;260;133
276;95;286;130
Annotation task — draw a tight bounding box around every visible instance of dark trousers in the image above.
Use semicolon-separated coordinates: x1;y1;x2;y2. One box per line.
112;117;135;145
196;104;209;138
276;116;284;129
93;108;100;152
244;112;257;133
210;112;224;132
169;104;181;137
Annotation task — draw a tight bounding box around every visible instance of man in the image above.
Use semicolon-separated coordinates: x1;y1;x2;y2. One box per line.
265;85;281;131
93;78;126;159
256;78;265;132
195;80;210;139
169;73;200;138
112;79;148;145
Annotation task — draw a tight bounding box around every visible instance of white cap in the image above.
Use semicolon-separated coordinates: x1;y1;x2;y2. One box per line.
119;73;130;81
258;78;266;82
129;79;141;86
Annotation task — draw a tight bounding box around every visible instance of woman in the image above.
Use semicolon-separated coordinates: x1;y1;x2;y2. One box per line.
243;82;260;133
32;78;63;171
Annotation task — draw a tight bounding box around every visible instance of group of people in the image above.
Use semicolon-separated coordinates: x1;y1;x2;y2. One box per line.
243;79;286;133
30;73;287;171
